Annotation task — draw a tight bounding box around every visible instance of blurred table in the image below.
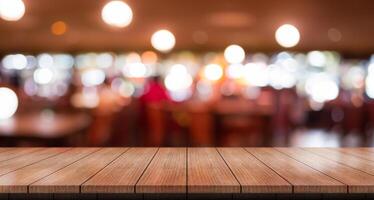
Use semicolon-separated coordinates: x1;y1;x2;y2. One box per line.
0;112;91;146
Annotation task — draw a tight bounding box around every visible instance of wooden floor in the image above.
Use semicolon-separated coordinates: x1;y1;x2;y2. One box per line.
0;148;374;199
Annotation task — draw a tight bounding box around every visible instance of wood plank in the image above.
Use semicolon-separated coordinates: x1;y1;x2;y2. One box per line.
277;148;374;193
0;148;69;177
0;148;99;193
136;148;186;193
0;148;43;162
82;148;158;193
337;148;374;162
0;148;16;153
188;148;240;193
29;148;127;193
304;148;374;176
217;148;291;193
359;148;374;153
246;148;346;193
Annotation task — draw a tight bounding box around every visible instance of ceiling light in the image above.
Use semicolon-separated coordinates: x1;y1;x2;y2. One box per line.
224;44;245;64
0;0;25;21
151;29;176;53
101;1;133;28
275;24;300;48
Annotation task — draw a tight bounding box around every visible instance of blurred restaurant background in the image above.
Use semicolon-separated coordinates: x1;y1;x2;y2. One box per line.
1;0;374;147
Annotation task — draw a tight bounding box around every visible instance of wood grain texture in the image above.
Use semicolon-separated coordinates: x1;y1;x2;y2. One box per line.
0;148;69;177
0;148;99;193
246;148;346;193
136;148;186;193
337;148;374;162
0;148;43;162
218;148;291;193
277;148;374;193
29;148;127;193
188;148;240;193
304;148;374;176
82;148;158;193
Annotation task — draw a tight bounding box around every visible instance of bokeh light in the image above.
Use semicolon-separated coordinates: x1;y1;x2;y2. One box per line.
151;29;176;53
37;53;54;68
243;62;269;87
0;87;18;120
81;69;105;87
101;0;133;28
305;73;339;103
141;51;158;64
226;64;243;79
2;54;27;70
203;64;223;81
224;44;245;64
0;0;25;21
51;21;67;36
164;64;193;91
122;62;148;78
275;24;300;48
307;51;326;67
34;68;54;85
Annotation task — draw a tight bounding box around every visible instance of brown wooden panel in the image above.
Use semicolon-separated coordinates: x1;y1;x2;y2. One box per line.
82;148;158;193
246;148;346;193
136;148;186;193
304;148;374;176
218;148;291;193
0;148;99;193
277;148;374;193
337;148;374;162
0;148;43;162
363;148;374;153
0;148;69;177
188;148;240;193
29;148;127;193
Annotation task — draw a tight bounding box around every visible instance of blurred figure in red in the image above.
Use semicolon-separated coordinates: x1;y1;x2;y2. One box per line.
139;76;170;146
140;76;170;103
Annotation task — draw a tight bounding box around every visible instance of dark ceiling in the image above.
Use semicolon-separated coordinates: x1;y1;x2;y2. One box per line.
1;0;374;55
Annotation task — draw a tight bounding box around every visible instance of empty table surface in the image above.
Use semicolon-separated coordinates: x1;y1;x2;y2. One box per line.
0;148;373;194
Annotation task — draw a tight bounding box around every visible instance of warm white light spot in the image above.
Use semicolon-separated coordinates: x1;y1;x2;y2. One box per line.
224;44;245;64
305;73;339;103
101;0;133;28
203;64;223;81
151;29;176;53
0;0;25;21
307;51;326;67
366;74;374;99
0;87;18;120
243;62;269;87
96;53;113;68
164;64;193;91
275;24;300;48
2;54;27;70
226;64;243;79
34;68;54;85
122;62;148;78
37;53;54;68
81;69;106;87
268;64;296;89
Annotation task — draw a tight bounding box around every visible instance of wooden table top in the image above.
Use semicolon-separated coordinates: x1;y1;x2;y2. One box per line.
0;148;374;194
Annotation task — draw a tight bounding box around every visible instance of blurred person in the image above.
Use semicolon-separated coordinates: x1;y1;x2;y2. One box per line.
139;76;171;146
89;79;130;146
140;76;170;103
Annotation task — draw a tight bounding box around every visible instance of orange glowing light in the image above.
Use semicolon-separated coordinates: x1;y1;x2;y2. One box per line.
51;21;67;36
141;51;158;64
